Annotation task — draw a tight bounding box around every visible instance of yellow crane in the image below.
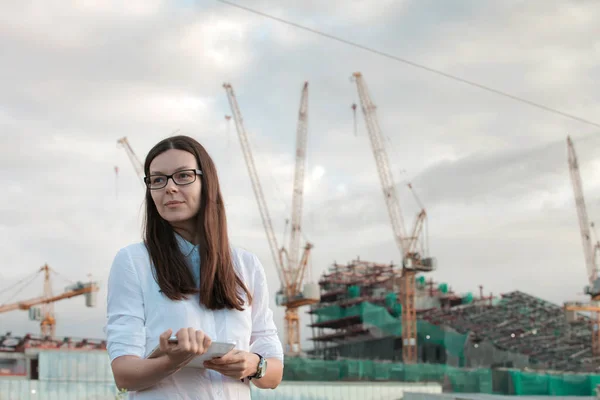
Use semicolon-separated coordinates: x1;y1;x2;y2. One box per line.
351;72;436;363
565;135;600;356
0;264;99;337
223;82;319;355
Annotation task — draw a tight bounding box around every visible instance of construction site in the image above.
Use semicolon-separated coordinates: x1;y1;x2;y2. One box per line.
2;72;600;398
224;74;600;396
114;76;600;379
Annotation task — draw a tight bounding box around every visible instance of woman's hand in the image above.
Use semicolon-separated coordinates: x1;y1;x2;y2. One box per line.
159;327;212;367
203;350;260;380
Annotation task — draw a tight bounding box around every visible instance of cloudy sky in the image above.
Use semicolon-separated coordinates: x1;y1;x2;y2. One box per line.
1;1;599;349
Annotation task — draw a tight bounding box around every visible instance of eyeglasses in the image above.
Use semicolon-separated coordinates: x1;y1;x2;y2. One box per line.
144;169;203;190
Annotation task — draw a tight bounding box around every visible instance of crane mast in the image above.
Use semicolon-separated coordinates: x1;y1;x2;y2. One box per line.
590;222;600;275
352;72;435;363
567;136;599;294
41;265;54;336
223;82;318;355
288;82;309;287
284;83;317;355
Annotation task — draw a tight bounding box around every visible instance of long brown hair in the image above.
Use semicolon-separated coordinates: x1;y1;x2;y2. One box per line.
142;135;251;310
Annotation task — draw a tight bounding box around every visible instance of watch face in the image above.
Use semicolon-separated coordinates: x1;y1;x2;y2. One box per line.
258;357;267;377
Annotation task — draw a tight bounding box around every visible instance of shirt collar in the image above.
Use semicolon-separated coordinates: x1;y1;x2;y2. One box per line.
175;233;197;257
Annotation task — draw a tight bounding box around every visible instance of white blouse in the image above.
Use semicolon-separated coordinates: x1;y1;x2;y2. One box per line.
105;235;284;399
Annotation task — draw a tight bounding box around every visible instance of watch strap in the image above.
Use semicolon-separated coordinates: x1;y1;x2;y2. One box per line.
248;353;266;380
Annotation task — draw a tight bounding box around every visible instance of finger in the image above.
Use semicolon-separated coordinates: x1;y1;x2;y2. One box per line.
177;328;189;351
202;332;211;351
187;327;198;354
208;353;240;365
207;355;227;365
223;350;244;363
159;329;173;351
195;330;207;354
205;362;234;370
207;357;226;365
214;349;239;363
219;348;235;359
207;361;243;370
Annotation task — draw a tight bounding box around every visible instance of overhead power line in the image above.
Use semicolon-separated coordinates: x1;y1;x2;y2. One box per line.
216;0;600;129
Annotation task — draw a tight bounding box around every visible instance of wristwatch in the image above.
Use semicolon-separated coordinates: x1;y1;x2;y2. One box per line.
248;353;267;380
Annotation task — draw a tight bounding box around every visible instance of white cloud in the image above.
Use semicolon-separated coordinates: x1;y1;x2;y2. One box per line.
74;0;164;17
311;165;325;181
175;14;255;70
140;93;213;124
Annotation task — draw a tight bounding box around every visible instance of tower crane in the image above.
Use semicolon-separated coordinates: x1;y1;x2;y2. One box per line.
351;72;436;363
0;264;99;337
564;135;600;356
223;82;319;355
117;137;145;183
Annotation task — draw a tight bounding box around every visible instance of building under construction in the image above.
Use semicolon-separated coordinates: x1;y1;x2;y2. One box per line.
306;258;597;373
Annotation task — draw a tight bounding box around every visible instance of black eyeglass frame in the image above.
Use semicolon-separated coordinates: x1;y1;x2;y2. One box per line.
144;169;203;190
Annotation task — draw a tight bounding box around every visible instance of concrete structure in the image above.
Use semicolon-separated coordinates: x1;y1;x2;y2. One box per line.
307;259;598;372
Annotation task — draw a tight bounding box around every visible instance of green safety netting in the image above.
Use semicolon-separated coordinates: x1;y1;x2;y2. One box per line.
502;370;600;396
312;301;468;358
347;285;360;298
384;292;397;307
463;292;474;304
283;358;600;396
283;357;493;393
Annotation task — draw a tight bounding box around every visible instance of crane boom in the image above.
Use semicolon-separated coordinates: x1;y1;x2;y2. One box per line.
567;136;598;286
222;83;285;288
288;82;309;287
117;137;145;182
352;73;408;256
0;286;98;313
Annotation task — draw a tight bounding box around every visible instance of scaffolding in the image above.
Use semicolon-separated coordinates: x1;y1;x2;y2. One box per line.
307;259;598;373
308;259;396;352
307;259;469;364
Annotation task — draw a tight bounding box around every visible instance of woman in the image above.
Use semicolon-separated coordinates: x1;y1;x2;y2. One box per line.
105;135;284;399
